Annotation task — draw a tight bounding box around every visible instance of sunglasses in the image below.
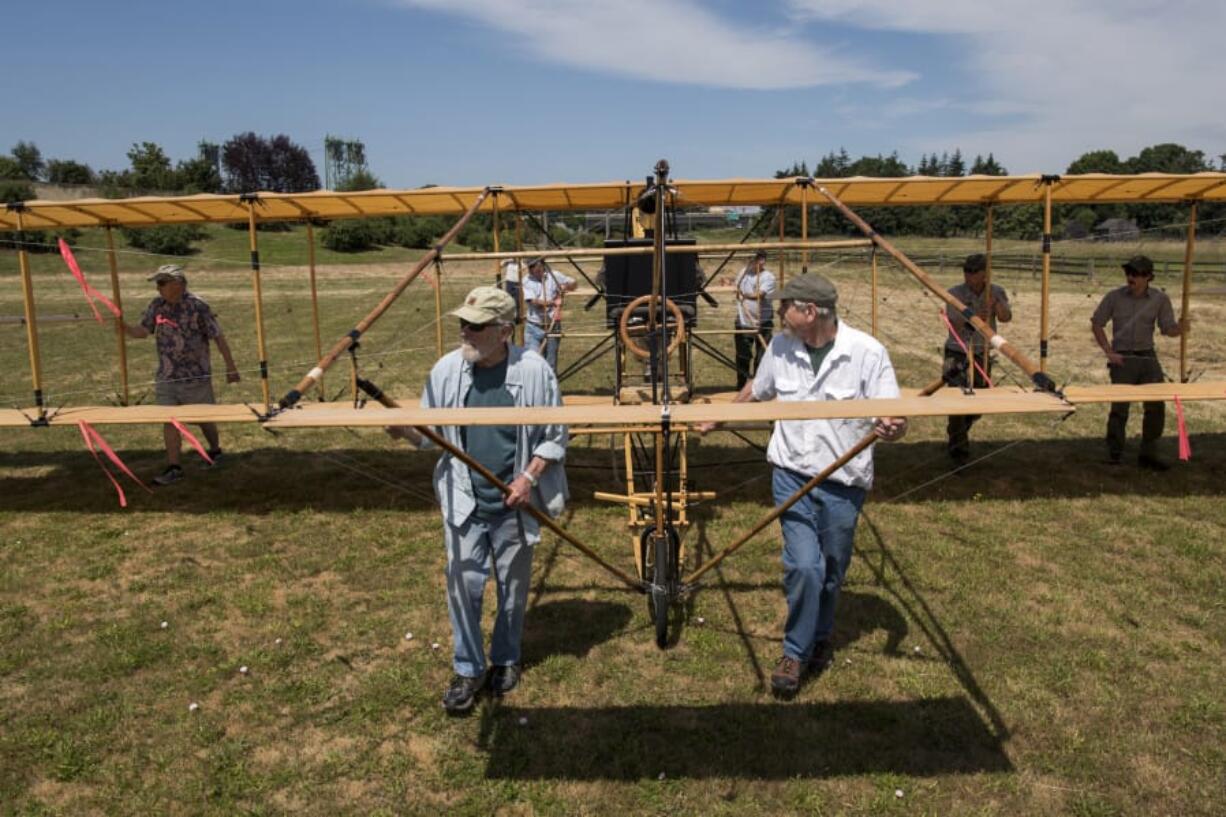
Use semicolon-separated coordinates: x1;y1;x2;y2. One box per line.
1124;270;1148;278
459;318;494;331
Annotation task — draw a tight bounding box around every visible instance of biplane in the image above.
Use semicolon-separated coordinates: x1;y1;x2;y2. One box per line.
4;162;1226;647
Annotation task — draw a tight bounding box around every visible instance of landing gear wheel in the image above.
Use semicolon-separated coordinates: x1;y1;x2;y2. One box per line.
618;295;686;361
639;524;680;649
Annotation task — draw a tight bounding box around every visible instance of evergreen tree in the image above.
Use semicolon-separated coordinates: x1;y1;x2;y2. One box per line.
946;149;966;177
970;153;1007;175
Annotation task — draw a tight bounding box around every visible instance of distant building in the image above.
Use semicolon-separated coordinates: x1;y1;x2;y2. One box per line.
1095;218;1140;242
1063;220;1091;240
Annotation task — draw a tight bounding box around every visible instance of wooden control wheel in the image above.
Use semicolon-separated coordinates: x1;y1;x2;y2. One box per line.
617;294;686;361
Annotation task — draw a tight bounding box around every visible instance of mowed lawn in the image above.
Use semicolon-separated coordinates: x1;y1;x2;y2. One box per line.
2;231;1225;815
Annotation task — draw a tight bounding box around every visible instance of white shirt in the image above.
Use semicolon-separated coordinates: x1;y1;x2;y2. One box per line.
500;260;523;285
521;268;575;326
735;267;777;327
752;322;900;489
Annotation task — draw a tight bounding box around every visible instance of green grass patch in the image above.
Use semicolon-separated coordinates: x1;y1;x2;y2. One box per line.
1;232;1225;813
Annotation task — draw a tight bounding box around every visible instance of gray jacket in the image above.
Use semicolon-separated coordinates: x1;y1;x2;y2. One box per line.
420;344;569;528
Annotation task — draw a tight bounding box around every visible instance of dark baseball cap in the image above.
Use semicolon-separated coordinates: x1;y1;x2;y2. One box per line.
963;253;987;273
1122;255;1154;276
777;273;838;307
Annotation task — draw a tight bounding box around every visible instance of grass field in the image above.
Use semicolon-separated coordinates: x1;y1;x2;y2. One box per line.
2;227;1225;815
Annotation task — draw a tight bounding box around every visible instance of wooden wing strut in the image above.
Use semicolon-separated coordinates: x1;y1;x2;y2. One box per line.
356;379;645;592
817;185;1058;394
278;188;494;410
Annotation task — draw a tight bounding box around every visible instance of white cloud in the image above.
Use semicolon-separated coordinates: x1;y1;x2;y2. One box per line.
396;0;914;90
787;1;1226;169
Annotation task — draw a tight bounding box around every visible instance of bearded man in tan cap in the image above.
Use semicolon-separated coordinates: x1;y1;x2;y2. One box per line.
387;286;568;714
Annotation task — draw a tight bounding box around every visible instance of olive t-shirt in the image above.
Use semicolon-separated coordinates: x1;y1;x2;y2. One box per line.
805;340;834;374
462;357;517;517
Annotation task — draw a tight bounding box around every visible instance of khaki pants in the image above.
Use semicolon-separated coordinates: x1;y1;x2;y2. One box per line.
155;378;216;406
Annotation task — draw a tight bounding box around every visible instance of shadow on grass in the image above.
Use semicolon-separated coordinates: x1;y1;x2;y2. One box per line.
834;589;909;655
858;509;1010;740
477;697;1011;779
520;598;633;670
1;431;1224;513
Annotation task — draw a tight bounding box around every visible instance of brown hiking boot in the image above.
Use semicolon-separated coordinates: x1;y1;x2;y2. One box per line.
771;655;802;698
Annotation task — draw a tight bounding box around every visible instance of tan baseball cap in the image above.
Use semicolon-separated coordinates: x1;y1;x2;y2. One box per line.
450;286;517;324
148;264;187;284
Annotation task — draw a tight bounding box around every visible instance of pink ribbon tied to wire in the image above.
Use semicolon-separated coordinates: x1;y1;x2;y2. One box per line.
78;421;151;508
168;418;214;466
1173;396;1192;461
79;419;213;507
59;239;122;323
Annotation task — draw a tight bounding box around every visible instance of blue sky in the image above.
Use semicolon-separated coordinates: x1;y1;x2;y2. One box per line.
4;0;1223;188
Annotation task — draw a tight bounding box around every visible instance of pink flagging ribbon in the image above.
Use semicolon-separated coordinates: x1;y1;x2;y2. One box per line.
1173;396;1192;461
59;239;121;322
421;267;438;290
169;418;214;464
155;314;179;330
78;421;152;507
938;309;994;387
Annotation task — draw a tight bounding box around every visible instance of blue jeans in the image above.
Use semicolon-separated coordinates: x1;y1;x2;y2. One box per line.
772;467;867;663
443;509;536;677
524;321;560;371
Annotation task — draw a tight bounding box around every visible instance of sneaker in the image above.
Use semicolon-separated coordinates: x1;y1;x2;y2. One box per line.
770;655;802;698
807;640;834;675
442;673;484;714
1138;454;1170;472
487;664;521;697
201;449;223;469
152;465;184;486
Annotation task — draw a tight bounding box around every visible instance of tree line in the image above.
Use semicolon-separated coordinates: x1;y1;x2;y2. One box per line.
0;134;327;254
4;137;1224;257
0;134;319;199
771;143;1225;241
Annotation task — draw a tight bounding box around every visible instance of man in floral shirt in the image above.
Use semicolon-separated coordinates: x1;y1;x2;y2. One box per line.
123;265;240;485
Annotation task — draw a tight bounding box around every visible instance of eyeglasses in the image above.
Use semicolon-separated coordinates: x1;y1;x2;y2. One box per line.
460;318;494;331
